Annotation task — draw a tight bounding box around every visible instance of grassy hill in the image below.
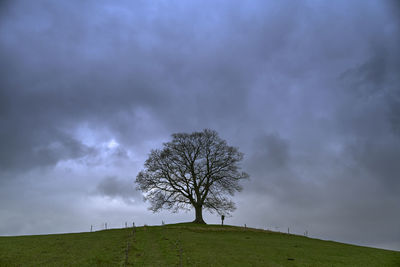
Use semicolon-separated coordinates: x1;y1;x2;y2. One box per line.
0;223;399;266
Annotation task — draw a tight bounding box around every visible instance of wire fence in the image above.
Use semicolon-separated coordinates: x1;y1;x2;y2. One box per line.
88;221;310;238
89;222;138;232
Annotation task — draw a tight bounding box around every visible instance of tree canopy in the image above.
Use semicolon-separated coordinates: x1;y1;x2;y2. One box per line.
135;129;249;224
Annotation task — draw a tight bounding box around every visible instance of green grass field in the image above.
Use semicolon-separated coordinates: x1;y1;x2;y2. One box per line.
0;223;399;266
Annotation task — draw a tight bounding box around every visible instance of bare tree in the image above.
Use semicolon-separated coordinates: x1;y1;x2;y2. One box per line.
135;129;249;224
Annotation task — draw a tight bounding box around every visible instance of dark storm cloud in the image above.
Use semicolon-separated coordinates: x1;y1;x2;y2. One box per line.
0;0;172;172
95;176;139;204
249;134;290;172
0;126;92;172
0;0;298;172
0;0;399;250
334;44;400;192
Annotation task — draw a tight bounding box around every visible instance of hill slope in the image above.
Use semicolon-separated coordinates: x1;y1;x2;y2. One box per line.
0;223;399;266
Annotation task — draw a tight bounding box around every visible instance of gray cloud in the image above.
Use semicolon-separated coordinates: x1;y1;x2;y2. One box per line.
249;134;290;172
95;176;139;204
0;0;399;251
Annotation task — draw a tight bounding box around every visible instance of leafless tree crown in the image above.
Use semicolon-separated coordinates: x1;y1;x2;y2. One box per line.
135;129;249;219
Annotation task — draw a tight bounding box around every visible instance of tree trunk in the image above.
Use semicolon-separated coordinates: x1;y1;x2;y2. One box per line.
193;205;206;224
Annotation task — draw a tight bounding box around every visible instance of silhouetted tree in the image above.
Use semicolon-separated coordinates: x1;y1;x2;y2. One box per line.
135;129;249;224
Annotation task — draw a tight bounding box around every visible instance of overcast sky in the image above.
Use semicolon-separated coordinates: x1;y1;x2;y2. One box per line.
1;0;399;251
